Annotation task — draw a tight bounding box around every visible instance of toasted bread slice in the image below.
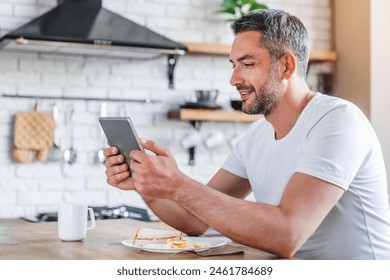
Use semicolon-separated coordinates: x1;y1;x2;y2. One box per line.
133;227;183;245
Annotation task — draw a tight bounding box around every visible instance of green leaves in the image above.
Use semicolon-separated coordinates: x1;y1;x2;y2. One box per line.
215;0;268;22
215;0;236;14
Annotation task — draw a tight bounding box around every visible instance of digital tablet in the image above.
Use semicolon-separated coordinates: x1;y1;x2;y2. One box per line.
99;117;144;171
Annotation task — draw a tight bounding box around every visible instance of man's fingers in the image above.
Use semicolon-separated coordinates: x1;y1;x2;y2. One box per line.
104;146;135;191
140;139;171;157
107;172;131;188
105;154;125;168
103;146;118;157
105;162;128;177
129;158;139;173
117;177;135;190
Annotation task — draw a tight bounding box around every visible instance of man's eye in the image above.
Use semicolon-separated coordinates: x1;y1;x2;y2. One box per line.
243;64;254;68
231;64;236;69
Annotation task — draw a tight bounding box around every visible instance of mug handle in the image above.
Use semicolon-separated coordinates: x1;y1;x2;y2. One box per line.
87;207;96;230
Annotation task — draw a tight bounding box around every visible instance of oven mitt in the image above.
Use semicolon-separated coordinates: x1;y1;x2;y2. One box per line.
12;110;56;163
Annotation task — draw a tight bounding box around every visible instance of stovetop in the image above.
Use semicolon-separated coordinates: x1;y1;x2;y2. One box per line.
21;205;158;223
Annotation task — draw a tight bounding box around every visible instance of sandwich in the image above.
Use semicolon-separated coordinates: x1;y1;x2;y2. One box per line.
132;227;203;249
132;227;183;245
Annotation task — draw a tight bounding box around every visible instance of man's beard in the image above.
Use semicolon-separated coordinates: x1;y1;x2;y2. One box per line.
241;66;283;116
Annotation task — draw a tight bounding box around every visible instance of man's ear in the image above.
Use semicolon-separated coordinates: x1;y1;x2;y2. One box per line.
279;52;296;79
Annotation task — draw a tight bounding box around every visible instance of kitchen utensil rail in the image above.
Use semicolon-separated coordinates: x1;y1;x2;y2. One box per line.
1;93;161;103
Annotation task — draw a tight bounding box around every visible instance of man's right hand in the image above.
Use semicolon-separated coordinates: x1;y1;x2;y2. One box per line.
104;146;135;190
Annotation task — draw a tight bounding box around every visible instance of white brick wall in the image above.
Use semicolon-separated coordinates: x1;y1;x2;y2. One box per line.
0;3;13;16
0;0;333;218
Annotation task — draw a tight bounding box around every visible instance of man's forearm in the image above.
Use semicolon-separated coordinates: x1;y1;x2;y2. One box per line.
171;174;343;258
143;195;209;235
172;177;294;257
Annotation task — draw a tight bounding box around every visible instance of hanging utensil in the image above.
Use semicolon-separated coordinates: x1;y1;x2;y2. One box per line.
63;104;77;165
47;103;63;161
95;102;107;164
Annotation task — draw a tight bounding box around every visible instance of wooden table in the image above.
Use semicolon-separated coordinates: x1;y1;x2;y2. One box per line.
0;219;279;260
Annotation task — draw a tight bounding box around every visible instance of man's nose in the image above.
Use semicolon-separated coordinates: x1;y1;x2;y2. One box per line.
230;68;244;87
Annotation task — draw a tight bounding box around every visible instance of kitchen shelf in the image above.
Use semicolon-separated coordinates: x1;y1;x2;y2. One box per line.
182;42;337;63
168;108;263;122
182;42;231;56
308;50;337;63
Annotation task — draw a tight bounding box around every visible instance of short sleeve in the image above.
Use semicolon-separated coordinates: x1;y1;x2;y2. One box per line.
295;105;373;190
222;138;249;179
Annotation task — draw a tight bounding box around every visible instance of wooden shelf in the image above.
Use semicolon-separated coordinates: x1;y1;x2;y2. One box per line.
182;42;337;63
168;108;263;122
309;50;337;62
182;42;231;56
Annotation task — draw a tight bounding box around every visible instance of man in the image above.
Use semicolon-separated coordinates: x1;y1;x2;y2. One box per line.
104;9;390;259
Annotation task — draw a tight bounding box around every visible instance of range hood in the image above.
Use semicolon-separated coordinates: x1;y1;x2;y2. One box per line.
0;0;187;88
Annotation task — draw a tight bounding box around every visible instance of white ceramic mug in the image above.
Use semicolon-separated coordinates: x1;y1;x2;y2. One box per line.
58;203;96;241
204;131;225;149
181;129;202;148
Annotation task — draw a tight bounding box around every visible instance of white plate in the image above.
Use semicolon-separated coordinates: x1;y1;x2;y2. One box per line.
121;237;227;253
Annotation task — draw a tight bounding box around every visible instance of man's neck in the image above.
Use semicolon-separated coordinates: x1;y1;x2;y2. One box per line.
266;85;313;140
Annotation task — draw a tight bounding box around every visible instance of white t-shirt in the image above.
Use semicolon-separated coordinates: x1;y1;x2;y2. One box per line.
222;93;390;259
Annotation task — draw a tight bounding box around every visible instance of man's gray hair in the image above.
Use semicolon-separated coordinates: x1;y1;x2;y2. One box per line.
231;9;310;77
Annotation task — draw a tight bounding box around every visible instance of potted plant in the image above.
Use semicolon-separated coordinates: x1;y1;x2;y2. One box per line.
215;0;268;22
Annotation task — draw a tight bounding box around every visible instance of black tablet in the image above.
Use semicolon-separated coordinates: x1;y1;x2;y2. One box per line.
99;117;144;171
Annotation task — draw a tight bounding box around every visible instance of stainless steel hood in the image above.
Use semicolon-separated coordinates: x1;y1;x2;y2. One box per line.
0;0;187;88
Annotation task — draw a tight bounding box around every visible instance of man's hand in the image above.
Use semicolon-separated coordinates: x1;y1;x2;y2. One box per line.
130;139;188;199
104;146;135;190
